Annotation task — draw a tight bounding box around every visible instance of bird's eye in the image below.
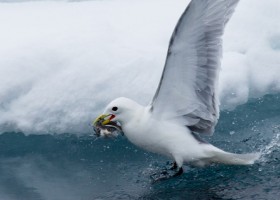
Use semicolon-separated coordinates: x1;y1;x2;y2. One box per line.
112;106;118;111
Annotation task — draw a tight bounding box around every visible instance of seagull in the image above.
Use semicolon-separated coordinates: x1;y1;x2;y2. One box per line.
94;0;259;178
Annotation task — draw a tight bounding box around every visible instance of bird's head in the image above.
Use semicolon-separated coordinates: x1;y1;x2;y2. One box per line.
93;97;142;136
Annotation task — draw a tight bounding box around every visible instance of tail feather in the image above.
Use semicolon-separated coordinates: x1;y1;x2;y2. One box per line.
211;150;260;165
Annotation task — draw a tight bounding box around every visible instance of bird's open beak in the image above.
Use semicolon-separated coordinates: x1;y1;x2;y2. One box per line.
93;114;116;126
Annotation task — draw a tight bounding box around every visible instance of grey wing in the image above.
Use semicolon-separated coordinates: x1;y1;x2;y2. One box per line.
151;0;239;135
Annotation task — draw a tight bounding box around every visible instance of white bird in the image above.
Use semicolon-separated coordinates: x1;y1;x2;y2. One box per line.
94;0;259;178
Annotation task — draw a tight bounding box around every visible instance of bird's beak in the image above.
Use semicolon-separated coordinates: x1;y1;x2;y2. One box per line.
93;114;116;126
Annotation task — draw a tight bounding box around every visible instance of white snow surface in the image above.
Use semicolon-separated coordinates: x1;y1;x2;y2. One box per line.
0;0;279;134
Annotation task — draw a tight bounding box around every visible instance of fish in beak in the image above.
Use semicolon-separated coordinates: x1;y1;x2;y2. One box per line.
92;114;122;137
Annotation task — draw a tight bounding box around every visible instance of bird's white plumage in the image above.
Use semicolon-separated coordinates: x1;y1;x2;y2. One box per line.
104;97;259;167
99;0;260;168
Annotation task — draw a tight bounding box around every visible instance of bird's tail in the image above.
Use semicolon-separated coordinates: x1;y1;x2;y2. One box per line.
210;149;260;165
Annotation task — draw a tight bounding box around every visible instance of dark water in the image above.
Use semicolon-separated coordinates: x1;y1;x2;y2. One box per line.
0;94;279;200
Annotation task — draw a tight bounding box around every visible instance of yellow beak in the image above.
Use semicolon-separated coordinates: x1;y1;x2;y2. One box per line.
93;114;113;126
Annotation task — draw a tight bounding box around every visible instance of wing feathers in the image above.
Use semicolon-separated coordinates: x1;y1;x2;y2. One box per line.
151;0;239;135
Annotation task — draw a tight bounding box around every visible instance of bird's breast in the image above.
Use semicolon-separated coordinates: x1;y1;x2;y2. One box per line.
122;118;179;157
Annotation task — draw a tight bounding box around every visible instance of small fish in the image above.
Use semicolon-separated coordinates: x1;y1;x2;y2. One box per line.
93;114;122;138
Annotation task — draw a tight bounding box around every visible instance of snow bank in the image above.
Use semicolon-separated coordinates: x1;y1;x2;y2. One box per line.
0;0;279;134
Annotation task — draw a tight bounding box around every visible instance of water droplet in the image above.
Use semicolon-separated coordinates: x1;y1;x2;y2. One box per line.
230;131;235;135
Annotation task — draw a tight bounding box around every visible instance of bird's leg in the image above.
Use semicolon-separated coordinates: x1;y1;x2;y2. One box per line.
169;161;178;170
168;161;183;175
169;162;183;176
150;161;183;182
174;166;183;176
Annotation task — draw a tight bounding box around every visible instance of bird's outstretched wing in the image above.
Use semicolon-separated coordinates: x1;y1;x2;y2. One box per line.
151;0;239;135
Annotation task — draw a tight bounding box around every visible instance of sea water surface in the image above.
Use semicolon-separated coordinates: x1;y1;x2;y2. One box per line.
0;93;279;200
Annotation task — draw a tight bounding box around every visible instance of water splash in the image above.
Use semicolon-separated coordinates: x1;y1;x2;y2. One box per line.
260;125;280;162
